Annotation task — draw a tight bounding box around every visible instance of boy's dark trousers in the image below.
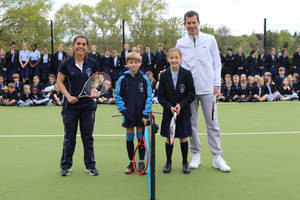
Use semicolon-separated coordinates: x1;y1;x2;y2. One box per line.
60;107;96;169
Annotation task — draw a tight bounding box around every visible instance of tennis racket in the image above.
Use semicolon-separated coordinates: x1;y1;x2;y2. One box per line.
212;94;217;121
169;112;177;146
133;127;149;175
77;72;112;99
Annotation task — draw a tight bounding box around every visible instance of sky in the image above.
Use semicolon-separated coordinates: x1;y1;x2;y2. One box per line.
51;0;300;36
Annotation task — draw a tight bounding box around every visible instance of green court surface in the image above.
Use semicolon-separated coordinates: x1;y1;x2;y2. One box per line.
0;102;300;200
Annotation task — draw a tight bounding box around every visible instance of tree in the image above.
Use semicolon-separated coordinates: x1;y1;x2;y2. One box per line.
278;30;291;49
157;17;184;49
0;0;52;49
129;0;167;48
92;0;138;50
215;25;231;52
54;4;94;46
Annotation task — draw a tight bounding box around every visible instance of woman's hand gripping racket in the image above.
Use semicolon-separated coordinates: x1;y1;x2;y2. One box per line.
77;72;112;99
133;127;149;175
169;112;177;146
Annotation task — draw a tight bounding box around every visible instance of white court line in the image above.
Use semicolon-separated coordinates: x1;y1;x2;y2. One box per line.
0;131;299;138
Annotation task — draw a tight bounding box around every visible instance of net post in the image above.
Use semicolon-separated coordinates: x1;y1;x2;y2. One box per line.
150;117;158;200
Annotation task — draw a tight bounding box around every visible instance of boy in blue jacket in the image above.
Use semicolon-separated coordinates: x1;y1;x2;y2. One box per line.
115;52;152;174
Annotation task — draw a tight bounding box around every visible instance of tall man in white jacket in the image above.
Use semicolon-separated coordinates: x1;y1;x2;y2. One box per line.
176;10;231;172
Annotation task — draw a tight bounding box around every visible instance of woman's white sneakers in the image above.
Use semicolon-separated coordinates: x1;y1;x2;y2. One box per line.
213;155;231;172
189;153;231;172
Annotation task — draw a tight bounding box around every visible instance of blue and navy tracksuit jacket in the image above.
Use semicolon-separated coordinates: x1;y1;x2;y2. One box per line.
115;69;152;126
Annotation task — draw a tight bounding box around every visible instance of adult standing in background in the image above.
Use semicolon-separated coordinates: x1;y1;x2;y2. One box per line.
53;44;67;76
120;43;131;71
176;10;231;172
88;45;101;71
141;45;154;73
5;42;19;82
292;45;300;75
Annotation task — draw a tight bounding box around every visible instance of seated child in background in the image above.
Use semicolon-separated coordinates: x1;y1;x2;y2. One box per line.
152;71;163;104
17;84;34;107
49;84;63;106
145;71;156;91
240;74;247;82
12;73;24;93
232;75;240;101
278;78;295;100
97;80;115;104
219;80;233;102
0;75;6;90
274;67;286;90
291;73;299;99
45;74;56;87
31;86;49;106
238;80;252;102
2;83;19;106
31;75;44;92
0;85;8;104
252;77;268;102
221;73;232;91
264;76;281;101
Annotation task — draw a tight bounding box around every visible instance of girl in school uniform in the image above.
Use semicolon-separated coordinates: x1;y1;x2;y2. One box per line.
40;47;52;83
18;43;31;82
29;44;41;79
158;48;195;174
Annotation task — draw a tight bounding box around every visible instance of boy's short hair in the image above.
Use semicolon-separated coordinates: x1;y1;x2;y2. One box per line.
126;52;142;63
281;48;287;55
12;73;19;79
248;75;254;80
33;75;40;80
8;82;15;88
232;74;239;79
0;75;3;79
23;84;30;90
278;67;285;72
49;74;56;79
240;80;247;85
227;48;233;52
157;43;164;47
264;72;271;77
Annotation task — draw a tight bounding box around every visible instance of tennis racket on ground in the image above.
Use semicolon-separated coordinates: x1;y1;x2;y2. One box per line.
132;127;149;175
77;72;112;99
212;94;217;121
169;112;177;146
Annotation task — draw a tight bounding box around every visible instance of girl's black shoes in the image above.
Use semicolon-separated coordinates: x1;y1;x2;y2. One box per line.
163;162;172;173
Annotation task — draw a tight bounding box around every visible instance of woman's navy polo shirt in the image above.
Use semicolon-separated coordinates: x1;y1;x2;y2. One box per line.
59;56;98;108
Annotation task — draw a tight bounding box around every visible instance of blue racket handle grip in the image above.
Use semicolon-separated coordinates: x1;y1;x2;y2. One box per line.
144;127;151;199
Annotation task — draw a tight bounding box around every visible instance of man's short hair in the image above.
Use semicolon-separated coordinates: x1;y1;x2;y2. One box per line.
184;10;199;23
126;52;142;63
12;73;19;79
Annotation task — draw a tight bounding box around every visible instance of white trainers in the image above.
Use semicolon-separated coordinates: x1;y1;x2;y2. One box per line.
213;155;231;172
189;153;200;169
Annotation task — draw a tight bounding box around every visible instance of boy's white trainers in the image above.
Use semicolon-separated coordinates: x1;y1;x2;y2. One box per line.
213;155;231;172
189;153;200;169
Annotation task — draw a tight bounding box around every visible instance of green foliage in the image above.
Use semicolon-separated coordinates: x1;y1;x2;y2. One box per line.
0;0;299;56
0;0;52;50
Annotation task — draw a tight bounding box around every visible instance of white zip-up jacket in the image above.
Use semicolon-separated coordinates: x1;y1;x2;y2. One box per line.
176;31;221;95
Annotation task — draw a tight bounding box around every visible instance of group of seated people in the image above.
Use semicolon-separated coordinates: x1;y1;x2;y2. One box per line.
219;68;299;102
